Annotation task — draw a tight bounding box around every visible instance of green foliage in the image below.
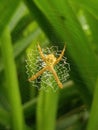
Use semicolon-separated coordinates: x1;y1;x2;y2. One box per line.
0;0;21;35
25;0;98;106
0;27;25;130
0;0;98;130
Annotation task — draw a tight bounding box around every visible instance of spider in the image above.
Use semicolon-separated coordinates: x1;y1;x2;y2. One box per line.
28;44;65;89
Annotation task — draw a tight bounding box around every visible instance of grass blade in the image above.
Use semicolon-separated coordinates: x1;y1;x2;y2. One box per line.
0;27;25;130
84;11;98;47
70;0;98;19
36;89;59;130
0;0;21;35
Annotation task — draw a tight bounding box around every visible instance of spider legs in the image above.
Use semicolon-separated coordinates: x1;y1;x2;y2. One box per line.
28;44;65;89
49;67;63;88
28;66;48;81
54;45;66;65
38;44;46;62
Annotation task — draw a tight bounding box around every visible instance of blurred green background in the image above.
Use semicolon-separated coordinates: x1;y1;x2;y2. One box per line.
0;0;98;130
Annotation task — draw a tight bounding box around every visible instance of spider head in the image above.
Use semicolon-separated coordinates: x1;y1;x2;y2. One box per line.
45;54;56;66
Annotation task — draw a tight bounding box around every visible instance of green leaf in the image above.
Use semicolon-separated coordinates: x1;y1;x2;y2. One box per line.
70;0;98;20
36;88;59;130
0;27;25;130
84;11;98;47
11;14;33;42
14;28;41;57
0;0;21;35
9;2;27;31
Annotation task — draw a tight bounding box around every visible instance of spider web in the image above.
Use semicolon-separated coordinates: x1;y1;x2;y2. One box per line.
25;46;70;92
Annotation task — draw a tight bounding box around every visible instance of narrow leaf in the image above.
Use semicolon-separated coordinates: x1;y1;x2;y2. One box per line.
0;0;21;35
0;27;25;130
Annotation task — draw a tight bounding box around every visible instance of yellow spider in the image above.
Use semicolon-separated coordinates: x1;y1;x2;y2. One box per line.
28;44;65;89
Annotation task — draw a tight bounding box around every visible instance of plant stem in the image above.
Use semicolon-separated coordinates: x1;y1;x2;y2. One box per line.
36;88;59;130
36;72;59;130
0;27;25;130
